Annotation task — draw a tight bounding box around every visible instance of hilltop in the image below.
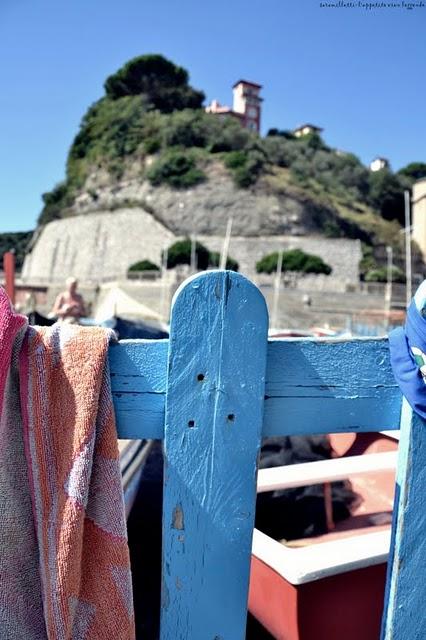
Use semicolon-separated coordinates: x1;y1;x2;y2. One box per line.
17;54;426;278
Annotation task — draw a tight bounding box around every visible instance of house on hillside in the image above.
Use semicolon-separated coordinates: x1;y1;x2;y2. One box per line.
370;157;389;172
205;80;263;133
293;123;324;138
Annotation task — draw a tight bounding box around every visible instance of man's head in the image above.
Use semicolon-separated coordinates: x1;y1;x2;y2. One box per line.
66;277;78;294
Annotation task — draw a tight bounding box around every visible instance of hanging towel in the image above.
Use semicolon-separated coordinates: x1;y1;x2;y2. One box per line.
389;289;426;420
0;289;47;638
0;288;135;639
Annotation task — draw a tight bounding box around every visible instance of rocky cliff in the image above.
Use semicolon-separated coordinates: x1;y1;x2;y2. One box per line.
62;162;359;237
23;53;421;286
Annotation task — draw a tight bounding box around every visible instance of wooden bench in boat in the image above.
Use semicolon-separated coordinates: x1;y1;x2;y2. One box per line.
110;269;420;640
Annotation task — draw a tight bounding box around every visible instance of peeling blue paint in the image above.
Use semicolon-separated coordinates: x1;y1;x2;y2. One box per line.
160;271;268;639
105;271;410;639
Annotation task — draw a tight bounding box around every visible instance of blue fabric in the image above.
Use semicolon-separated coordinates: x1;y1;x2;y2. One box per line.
389;301;426;420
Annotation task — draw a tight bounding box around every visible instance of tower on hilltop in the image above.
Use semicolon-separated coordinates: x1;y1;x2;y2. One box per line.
232;80;263;133
205;80;263;133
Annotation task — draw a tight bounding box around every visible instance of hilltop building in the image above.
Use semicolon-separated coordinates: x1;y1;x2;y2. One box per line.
205;80;263;133
370;157;389;172
293;124;323;138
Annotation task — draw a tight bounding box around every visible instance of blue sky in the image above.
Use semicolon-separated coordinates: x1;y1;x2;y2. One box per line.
1;0;425;232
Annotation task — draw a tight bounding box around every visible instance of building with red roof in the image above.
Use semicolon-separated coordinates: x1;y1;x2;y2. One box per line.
205;80;263;133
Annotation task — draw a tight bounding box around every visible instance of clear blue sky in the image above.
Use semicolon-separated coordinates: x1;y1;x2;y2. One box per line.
1;0;425;232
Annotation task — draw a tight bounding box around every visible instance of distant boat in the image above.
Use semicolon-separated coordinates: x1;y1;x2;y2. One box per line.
119;439;154;518
105;316;168;340
269;327;342;339
27;310;55;326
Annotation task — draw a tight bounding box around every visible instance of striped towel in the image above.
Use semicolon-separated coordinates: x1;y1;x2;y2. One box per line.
0;288;135;639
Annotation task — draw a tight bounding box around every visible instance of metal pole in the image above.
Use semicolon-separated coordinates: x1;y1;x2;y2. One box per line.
271;250;283;330
219;218;233;270
162;247;168;276
190;235;197;274
160;247;169;321
384;245;393;331
405;190;412;307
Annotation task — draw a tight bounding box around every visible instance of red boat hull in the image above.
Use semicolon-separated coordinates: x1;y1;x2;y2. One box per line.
249;432;397;639
249;556;387;640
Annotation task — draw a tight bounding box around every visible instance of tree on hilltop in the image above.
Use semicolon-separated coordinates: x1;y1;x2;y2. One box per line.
398;162;426;182
104;54;205;113
368;168;406;225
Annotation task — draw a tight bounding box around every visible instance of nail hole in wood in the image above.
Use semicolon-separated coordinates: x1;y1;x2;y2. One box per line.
227;414;235;422
188;420;195;428
197;373;205;381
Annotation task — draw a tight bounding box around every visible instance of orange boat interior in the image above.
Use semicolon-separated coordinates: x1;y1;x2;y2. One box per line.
249;432;398;640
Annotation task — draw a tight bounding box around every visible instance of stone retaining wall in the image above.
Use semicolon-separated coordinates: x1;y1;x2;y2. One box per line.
22;210;361;292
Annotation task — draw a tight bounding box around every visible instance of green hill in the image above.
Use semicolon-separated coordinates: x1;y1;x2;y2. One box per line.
16;54;426;279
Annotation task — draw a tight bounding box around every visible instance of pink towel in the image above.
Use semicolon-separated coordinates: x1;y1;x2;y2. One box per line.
0;288;135;639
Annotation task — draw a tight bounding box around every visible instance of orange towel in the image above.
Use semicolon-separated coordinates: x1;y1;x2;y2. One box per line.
18;320;135;639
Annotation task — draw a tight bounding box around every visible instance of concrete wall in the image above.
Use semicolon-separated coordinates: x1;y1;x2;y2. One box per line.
198;235;361;292
22;211;361;292
22;209;175;284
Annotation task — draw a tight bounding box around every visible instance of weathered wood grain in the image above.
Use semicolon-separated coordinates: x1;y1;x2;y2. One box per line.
106;271;414;640
109;338;402;439
109;340;167;438
160;271;268;639
381;400;426;640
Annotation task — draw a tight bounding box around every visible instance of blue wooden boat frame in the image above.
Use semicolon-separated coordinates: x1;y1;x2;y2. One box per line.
109;269;417;640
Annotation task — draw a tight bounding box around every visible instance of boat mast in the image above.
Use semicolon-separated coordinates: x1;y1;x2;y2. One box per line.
271;249;283;330
219;218;233;270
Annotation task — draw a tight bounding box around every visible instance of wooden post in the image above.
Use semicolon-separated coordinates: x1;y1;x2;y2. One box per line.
3;251;15;304
160;270;269;639
381;399;426;639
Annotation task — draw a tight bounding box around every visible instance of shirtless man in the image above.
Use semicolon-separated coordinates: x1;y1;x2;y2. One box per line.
51;277;86;323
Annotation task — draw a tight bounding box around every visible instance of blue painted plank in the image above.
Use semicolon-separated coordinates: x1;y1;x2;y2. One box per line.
381;399;426;639
109;338;401;439
109;340;167;438
160;271;268;640
264;338;400;435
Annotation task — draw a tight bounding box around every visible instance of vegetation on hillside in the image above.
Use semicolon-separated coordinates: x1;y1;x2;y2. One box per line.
397;162;426;182
146;149;206;188
364;265;405;283
256;249;332;275
104;54;205;110
36;53;424;271
128;259;160;272
164;239;239;271
358;242;416;283
0;231;33;270
207;251;239;271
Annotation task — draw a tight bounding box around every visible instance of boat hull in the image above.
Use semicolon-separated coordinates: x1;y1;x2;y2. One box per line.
249;432;397;639
249;556;386;640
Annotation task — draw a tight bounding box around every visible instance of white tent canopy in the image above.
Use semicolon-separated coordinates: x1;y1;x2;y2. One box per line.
94;285;163;324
